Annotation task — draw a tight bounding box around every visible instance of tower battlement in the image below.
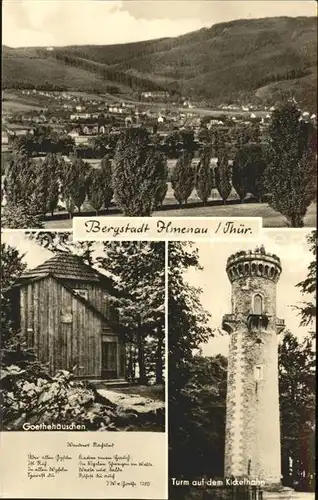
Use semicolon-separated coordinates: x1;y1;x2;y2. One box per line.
226;246;282;284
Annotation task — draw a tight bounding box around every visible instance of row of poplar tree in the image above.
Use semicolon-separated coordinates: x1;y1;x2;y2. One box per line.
3;128;169;223
3;136;264;217
3;102;317;227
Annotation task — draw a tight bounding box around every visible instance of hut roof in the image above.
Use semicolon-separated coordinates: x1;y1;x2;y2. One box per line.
12;273;118;329
20;252;108;284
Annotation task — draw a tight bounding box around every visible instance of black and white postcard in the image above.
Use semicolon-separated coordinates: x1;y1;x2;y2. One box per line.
0;0;317;499
1;0;316;229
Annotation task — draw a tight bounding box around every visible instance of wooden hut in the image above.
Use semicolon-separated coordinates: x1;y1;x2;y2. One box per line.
11;253;126;381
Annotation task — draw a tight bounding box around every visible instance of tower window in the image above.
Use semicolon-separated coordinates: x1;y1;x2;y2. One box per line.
254;365;263;381
253;294;263;315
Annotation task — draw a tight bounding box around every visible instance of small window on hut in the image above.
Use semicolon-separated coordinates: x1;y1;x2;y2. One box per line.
74;289;88;300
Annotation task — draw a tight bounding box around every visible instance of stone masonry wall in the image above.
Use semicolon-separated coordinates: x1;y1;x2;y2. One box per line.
224;272;281;485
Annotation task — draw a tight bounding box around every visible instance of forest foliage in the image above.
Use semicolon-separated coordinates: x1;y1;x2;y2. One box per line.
1;239;165;432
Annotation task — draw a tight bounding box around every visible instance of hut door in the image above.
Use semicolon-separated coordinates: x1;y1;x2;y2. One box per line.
101;341;118;379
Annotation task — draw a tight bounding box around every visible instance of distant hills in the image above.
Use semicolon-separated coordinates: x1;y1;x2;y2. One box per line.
2;16;317;109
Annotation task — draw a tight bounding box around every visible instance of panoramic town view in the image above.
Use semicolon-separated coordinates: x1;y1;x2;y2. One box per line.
1;1;316;500
2;1;317;228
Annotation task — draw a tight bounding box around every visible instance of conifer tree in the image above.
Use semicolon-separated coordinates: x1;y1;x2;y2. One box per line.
87;169;105;214
212;128;227;158
112;128;166;216
1;243;27;334
45;153;60;216
196;148;212;206
279;331;315;488
215;150;232;203
168;242;215;485
154;182;168;210
295;230;316;331
33;159;48;215
98;241;165;385
22;158;39;202
153;159;168;210
232;148;249;202
100;155;113;211
265;102;317;227
171;151;195;206
5;147;36;206
4;147;42;223
232;144;266;202
65;196;76;219
60;158;89;213
2;201;44;229
4;153;23;206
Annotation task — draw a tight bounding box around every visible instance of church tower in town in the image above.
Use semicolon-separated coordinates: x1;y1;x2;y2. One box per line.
222;246;285;487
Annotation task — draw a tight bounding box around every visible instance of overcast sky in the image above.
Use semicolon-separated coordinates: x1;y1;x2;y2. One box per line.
184;229;314;356
1;230;107;271
3;0;317;47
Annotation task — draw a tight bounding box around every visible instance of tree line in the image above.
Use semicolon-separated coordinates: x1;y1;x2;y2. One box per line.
11;128;75;155
7;120;260;161
47;50;169;93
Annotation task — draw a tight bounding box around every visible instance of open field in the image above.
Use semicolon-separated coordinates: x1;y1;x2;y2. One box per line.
156;202;317;228
105;94;270;117
62;91;105;100
2;88;268;118
287;494;315;499
43;202;317;229
261;495;315;500
2;91;44;112
94;92;272;118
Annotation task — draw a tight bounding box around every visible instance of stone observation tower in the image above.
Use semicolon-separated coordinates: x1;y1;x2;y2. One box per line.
222;246;285;487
